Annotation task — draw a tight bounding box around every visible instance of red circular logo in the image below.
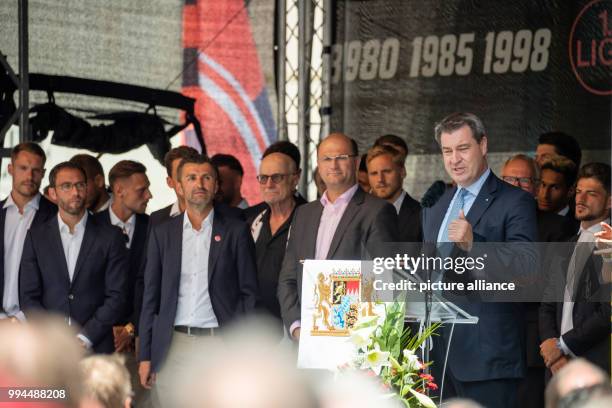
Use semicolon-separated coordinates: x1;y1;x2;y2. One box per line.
569;0;612;96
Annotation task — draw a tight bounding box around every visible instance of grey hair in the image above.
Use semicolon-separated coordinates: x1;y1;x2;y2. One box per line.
434;112;486;145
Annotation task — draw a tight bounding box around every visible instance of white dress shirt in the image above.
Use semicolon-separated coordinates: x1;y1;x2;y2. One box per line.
174;210;219;328
559;222;602;355
392;190;407;215
109;206;135;248
1;193;40;320
170;200;182;217
58;211;91;347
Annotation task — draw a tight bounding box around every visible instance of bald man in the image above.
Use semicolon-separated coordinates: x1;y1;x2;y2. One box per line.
277;133;398;340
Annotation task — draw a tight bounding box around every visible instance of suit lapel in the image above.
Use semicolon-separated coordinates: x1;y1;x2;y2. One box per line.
465;172;497;228
326;188;364;259
47;218;71;287
304;203;323;259
72;216;96;287
208;211;225;283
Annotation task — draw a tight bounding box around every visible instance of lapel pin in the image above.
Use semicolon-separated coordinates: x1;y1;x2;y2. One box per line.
214;235;221;242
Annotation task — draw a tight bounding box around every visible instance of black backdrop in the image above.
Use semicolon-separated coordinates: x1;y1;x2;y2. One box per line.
329;0;611;155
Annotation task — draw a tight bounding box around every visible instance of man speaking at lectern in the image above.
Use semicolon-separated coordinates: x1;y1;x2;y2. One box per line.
421;113;537;407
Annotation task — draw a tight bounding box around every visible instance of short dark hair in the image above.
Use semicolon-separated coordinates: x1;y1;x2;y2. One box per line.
49;161;87;187
108;160;147;189
163;146;201;177
11;142;46;164
538;131;582;168
70;154;104;178
577;162;611;195
262;141;301;169
374;134;409;156
177;155;217;181
434;112;486;145
541;155;578;187
211;154;243;176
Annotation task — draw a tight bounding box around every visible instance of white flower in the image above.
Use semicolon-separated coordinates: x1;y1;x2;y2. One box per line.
402;348;422;371
408;388;436;408
361;344;390;375
350;326;375;349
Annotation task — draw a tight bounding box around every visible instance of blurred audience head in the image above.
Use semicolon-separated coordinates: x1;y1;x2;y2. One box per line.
109;160;152;215
79;354;132;408
374;134;409;158
441;398;485;408
557;383;612;408
358;154;371;192
502;154;540;196
177;317;318;408
536;132;581;169
366;145;406;202
8;142;47;203
538;156;577;213
545;358;607;408
0;313;84;407
211;153;245;207
69;154;108;212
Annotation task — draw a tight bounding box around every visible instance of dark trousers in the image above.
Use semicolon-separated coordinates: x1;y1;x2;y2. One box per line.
442;369;520;408
516;366;545;408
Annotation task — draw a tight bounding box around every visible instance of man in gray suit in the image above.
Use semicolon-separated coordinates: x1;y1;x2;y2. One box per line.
277;133;398;340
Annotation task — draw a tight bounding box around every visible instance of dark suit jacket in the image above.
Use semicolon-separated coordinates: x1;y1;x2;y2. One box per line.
398;192;422;242
277;187;399;331
538;209;578;242
0;195;57;312
139;209;259;372
19;214;128;353
422;171;538;382
539;236;611;373
94;210;149;328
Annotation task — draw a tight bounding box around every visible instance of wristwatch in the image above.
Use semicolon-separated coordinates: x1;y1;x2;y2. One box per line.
555;338;565;355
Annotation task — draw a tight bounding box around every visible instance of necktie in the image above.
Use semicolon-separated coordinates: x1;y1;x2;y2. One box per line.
440;188;469;244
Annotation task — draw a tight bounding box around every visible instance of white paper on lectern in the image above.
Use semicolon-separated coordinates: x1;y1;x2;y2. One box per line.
297;260;387;370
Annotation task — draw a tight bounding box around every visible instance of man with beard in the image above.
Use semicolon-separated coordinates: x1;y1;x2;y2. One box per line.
366;144;421;242
539;162;611;376
138;155;258;407
211;153;249;209
1;143;57;322
19;161;128;353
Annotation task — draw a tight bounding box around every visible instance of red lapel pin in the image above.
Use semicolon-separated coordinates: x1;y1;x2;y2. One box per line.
214;235;221;242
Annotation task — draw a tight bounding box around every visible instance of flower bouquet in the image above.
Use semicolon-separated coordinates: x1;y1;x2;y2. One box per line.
346;301;441;408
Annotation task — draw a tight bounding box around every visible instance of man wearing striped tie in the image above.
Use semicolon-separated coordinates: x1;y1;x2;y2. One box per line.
421;112;537;408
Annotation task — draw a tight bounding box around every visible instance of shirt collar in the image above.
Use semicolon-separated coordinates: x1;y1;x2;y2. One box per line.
460;168;491;198
58;211;88;235
320;184;359;207
579;220;608;237
183;208;214;232
170;201;182;217
109;205;135;228
393;190;406;214
3;192;41;211
557;206;570;217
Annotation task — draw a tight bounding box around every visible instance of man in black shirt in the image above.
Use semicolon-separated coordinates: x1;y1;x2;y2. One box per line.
246;146;304;338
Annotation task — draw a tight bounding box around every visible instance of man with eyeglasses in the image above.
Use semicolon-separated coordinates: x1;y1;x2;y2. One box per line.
502;154;577;408
19;161;128;353
1;142;57;323
247;149;305;338
278;133;398;341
